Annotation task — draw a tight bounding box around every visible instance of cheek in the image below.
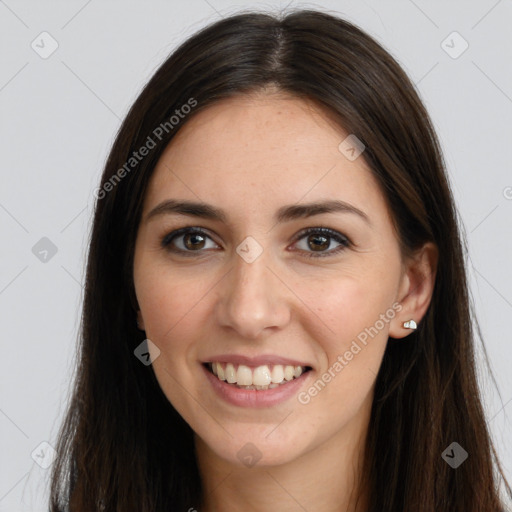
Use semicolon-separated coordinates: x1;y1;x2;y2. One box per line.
293;272;398;413
135;265;211;412
295;271;396;351
135;260;211;343
290;270;398;410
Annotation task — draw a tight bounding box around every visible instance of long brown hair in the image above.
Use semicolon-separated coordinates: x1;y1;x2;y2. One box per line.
49;9;511;511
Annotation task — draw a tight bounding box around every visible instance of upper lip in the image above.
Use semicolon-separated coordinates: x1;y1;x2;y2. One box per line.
202;354;313;368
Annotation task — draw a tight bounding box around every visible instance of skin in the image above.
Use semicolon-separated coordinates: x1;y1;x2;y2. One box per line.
133;91;437;512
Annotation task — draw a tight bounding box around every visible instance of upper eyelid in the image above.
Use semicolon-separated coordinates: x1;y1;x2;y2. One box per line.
291;227;349;243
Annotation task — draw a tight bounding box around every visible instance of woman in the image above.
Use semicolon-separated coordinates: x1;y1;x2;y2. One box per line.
49;9;511;511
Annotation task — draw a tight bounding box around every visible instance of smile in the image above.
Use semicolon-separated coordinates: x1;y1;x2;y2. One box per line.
205;362;312;390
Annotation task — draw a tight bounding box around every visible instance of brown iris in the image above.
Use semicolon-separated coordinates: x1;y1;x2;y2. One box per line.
184;232;206;250
307;234;329;251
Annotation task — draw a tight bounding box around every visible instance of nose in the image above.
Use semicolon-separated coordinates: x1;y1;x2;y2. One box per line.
214;249;291;339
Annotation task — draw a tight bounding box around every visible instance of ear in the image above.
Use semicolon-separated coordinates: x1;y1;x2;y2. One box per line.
389;241;438;339
136;310;146;331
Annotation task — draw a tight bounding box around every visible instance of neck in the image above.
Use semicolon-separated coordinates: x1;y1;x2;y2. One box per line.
194;406;371;512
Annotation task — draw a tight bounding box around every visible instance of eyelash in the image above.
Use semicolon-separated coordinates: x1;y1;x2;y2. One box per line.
160;226;351;259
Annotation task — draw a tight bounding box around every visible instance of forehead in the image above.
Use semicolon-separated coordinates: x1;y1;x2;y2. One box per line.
143;94;389;225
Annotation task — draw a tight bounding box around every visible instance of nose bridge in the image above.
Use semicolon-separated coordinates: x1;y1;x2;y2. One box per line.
215;245;290;338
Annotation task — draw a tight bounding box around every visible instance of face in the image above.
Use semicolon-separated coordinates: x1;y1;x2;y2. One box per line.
133;93;410;468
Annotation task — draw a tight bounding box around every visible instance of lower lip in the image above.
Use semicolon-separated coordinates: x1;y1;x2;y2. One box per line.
201;364;312;408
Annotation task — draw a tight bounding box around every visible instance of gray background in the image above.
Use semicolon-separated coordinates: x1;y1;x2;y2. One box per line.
1;0;511;509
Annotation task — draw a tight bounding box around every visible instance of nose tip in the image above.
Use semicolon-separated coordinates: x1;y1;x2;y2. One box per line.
214;254;291;339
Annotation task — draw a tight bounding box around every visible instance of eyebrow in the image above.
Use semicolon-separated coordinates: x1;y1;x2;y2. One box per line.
145;199;371;226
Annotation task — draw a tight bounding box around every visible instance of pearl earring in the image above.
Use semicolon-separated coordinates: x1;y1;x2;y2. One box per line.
402;320;417;330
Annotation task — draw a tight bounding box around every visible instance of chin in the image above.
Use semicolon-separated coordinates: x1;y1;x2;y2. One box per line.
197;427;312;469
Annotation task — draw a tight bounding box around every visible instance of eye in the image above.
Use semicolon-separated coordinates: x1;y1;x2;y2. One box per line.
161;226;351;258
291;227;350;258
161;227;220;255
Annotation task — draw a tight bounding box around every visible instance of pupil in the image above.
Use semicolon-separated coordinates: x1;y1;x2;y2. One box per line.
185;233;205;250
309;234;329;251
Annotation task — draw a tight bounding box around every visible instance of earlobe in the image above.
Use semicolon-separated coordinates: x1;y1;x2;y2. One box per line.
389;241;438;339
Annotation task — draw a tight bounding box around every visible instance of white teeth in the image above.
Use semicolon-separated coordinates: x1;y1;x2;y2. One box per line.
284;365;295;381
216;363;226;381
236;365;253;386
271;365;284;384
208;362;309;388
253;365;272;386
225;363;237;384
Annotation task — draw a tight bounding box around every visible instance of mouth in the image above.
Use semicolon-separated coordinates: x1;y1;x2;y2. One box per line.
203;362;313;391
